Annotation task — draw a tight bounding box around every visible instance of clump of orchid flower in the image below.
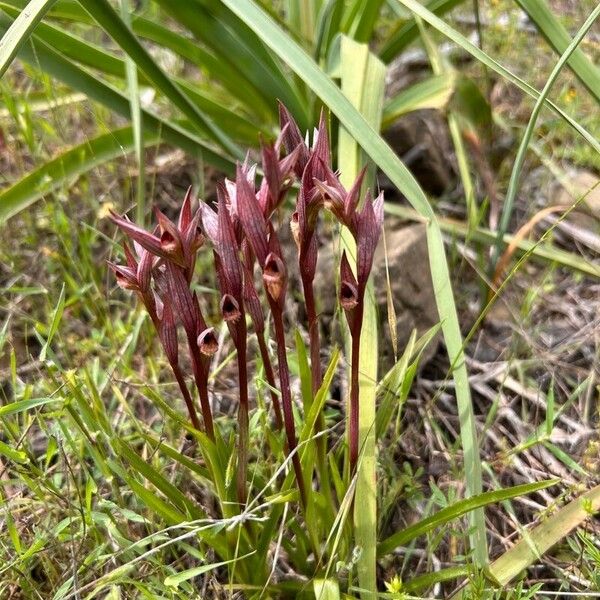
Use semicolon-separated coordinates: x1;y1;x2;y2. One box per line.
109;103;383;509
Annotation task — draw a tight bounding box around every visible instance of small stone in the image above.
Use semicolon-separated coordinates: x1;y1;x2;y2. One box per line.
551;170;600;232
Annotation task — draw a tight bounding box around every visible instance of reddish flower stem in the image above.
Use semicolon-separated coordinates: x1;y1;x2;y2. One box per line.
270;303;307;509
146;306;203;433
236;333;249;506
256;330;284;431
186;335;215;441
301;276;332;502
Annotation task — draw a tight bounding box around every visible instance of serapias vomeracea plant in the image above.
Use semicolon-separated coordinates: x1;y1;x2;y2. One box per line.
109;104;383;515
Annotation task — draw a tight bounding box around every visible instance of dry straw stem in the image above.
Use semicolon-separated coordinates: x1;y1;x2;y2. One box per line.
450;484;600;597
338;35;385;599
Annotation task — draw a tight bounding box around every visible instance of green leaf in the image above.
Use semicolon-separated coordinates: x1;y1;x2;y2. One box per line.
299;348;340;447
451;483;600;597
516;0;600;105
0;396;59;417
164;552;255;588
153;0;310;128
378;479;558;556
0;10;266;144
403;565;470;593
0;0;56;77
337;36;385;599
119;0;144;224
342;0;385;43
314;0;344;61
3;0;274;118
219;0;488;566
0;439;29;463
112;439;204;520
382;72;455;129
0;16;234;162
39;283;65;362
313;578;341;600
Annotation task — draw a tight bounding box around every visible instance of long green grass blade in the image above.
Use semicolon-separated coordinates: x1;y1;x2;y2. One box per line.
516;0;600;104
3;0;275;119
416;18;477;227
378;479;558;556
39;283;65;362
0;126;158;223
119;0;145;224
0;397;59;417
338;35;385;598
489;483;600;586
286;0;317;45
491;3;600;270
220;0;488;566
0;0;55;76
164;552;255;588
343;0;385;43
314;0;345;61
403;565;470;593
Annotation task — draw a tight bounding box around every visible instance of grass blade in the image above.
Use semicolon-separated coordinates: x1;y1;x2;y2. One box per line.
220;0;488;566
0;0;55;76
382;72;455;129
379;0;466;62
3;0;275;118
39;283;65;362
313;578;341;600
448;483;600;597
164;552;255;588
337;36;385;598
343;0;385;43
0;397;59;417
0;9;266;144
119;0;145;224
378;479;558;556
153;0;310;128
384;203;600;279
403;565;470;593
0;17;234;166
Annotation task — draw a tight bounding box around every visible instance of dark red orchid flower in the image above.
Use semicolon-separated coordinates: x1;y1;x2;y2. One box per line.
109;193;216;440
